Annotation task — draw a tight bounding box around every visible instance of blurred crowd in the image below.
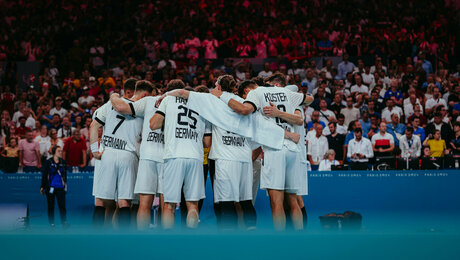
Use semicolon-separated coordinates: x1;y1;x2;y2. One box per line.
0;0;459;172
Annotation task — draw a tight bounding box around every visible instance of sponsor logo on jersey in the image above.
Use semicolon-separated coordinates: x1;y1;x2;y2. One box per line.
102;135;127;150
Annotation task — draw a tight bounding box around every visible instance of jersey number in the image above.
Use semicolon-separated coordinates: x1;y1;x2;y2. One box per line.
112;115;126;134
275;104;287;124
177;105;198;129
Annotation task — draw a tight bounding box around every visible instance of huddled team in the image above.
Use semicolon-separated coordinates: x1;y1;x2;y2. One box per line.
89;73;313;230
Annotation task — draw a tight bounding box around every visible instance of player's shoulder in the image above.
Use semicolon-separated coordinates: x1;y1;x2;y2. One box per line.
229;93;244;103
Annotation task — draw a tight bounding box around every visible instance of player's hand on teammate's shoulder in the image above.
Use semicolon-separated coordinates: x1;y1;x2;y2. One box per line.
263;102;280;117
110;93;120;100
211;85;223;98
93;149;104;160
155;94;167;108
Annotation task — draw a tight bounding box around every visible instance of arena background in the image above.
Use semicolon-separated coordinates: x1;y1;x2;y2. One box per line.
1;0;460;259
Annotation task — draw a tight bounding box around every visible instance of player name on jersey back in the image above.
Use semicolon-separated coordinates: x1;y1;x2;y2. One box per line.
101;135;127;150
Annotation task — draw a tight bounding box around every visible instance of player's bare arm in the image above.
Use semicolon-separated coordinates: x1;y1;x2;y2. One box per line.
89;120;104;160
203;135;212;148
109;93;131;114
168;89;190;99
149;113;165;130
263;102;303;126
284;131;300;144
302;94;314;106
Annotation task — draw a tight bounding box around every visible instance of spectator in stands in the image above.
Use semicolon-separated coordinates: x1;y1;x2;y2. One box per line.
18;130;41;172
372;122;395;158
407;105;427;127
337;53;355;80
423;130;448;158
78;86;95;109
57;116;75;139
46;129;63;157
450;122;460;156
12;101;26;125
330;93;345;116
19;108;35;129
386;113;406;143
318;99;335;125
359;111;371;135
399;127;422;169
367;114;380;139
426;113;453;142
40;145;68;228
381;99;403;123
411;116;426;142
16;116;31;139
62;129;87;168
325;122;345;162
301;69;317;94
350;74;368;95
318;149;340;171
347;128;374;170
384;79;403;106
341;96;360;127
35;125;50;162
258;62;273;79
404;93;423;123
307;124;328;167
307;111;325;131
0;137;19;173
50;96;68;118
421;146;439;169
425;87;448;116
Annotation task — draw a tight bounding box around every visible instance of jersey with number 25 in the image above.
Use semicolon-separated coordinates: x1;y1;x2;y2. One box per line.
156;96;210;161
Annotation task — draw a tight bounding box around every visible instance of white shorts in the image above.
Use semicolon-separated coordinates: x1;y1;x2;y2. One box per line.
214;159;253;203
93;149;138;200
260;147;299;192
162;158;205;203
296;161;309;196
134;159;163;195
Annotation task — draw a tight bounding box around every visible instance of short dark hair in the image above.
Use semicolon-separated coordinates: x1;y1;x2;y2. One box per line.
266;73;286;87
238;80;256;98
124;78;138;91
354;128;362;133
194;85;209;93
406;127;414;133
433;112;442;118
51;145;61;155
166;79;185;91
135;80;154;93
216;75;236;93
251;76;265;86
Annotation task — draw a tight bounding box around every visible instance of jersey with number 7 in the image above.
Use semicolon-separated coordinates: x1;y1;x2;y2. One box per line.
155;96;210;161
95;100;143;155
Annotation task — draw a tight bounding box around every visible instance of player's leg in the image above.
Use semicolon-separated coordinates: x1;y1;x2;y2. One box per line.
134;160;159;230
214;159;238;229
116;151;138;229
285;192;303;230
267;189;286;230
162;159;186;229
92;198;105;228
137;194;154;230
183;159;206;229
185;201;200;228
239;162;256;229
285;150;303;230
297;195;308;227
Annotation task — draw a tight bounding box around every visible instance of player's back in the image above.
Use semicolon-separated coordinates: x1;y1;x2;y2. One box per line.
245;86;303;133
101;100;142;155
209;93;252;162
136;96;164;162
157;96;209;161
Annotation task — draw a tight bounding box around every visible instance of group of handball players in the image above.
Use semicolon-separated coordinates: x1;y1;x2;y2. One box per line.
90;72;313;231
